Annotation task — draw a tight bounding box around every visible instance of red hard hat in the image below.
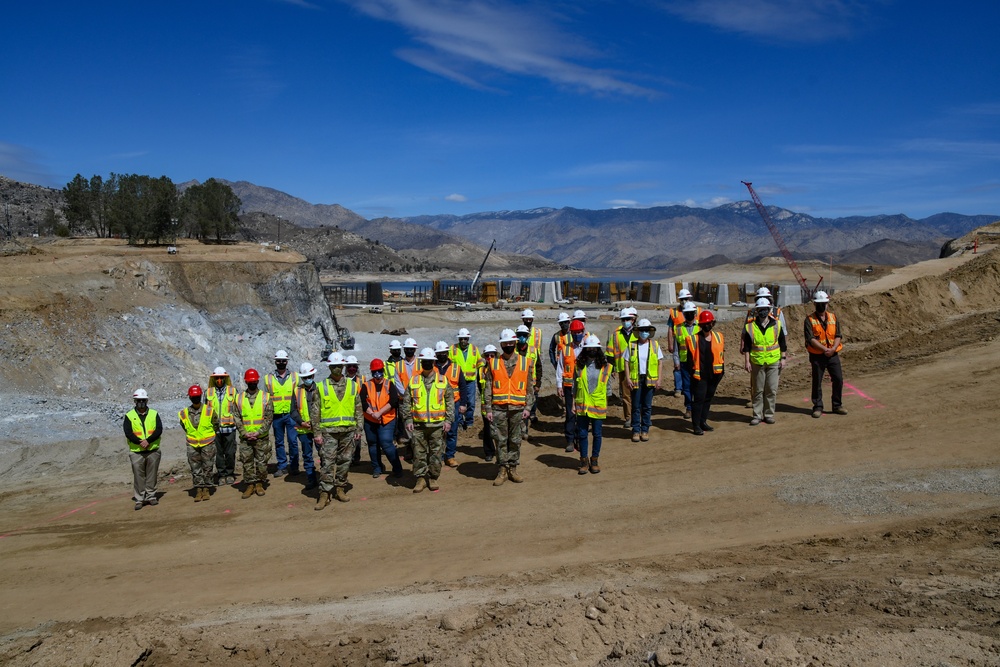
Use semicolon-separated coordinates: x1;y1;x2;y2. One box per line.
698;310;715;324
188;384;202;398
370;358;385;371
244;368;260;383
570;320;585;333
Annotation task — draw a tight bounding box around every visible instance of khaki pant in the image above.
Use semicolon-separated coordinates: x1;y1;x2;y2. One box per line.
492;408;525;466
618;372;632;422
129;449;161;502
751;363;781;420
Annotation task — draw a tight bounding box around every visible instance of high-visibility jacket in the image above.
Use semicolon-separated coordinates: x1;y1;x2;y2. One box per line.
317;379;358;429
670;305;702;326
673;322;700;362
394;359;416;392
126;409;160;452
207;385;236;428
745;306;783;325
557;340;580;387
489;354;530;407
574;364;612;419
686;331;725;381
605;325;633;372
627;339;662;382
264;372;298;414
179;403;216;448
408;374;449;424
517;347;541;387
237;390;269;436
363;379;396;426
293;386;314;434
806;312;843;354
526;327;543;356
439;362;462;403
746;319;782;365
346;373;366;393
384;357;399;382
449;344;481;381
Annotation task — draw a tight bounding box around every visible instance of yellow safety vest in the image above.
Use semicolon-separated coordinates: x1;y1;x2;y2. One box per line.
605;326;632;372
264;372;298;414
179;404;216;448
208;385;236;428
238;390;268;436
125;409;160;452
449;344;481;381
628;339;662;383
408;374;448;424
574;365;612;419
317;379;358;429
528;327;543;356
746;319;782;365
673;322;700;362
294;386;313;434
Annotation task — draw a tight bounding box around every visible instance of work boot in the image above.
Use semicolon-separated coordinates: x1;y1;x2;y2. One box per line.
241;484;255;499
193;487;204;502
201;487;211;501
812;409;823;418
631;432;640;443
507;465;523;483
683;410;692;420
315;492;330;511
255;482;266;496
589;457;601;474
444;457;458;468
413;477;427;494
304;474;318;490
427;477;439;491
333;487;350;503
833;406;848;415
493;466;508;487
579;457;589;475
640;432;649;442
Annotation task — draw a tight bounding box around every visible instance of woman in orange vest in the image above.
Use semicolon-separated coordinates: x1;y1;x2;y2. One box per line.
803;291;847;418
684;311;725;436
360;359;404;478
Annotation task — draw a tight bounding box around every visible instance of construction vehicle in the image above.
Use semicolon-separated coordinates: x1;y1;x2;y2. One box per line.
742;181;823;300
469;239;496;301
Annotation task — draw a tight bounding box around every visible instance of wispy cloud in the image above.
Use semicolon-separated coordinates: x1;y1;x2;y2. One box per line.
606;196;732;209
0;142;56;186
340;0;656;96
564;160;662;178
445;193;467;202
279;0;323;8
662;0;875;42
224;47;286;107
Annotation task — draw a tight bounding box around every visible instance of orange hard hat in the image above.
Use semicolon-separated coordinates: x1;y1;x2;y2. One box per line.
698;310;715;324
188;384;203;398
244;368;260;383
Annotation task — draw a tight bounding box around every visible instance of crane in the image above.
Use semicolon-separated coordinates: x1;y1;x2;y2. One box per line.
470;239;496;300
742;181;823;300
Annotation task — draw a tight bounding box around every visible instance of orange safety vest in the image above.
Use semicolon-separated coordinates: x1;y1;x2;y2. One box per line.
364;379;396;425
490;354;530;408
557;340;579;387
394;359;414;389
686;331;725;381
439;362;462;403
671;305;702;327
806;312;843;354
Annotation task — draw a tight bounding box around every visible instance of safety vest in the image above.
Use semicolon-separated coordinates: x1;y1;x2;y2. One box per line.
125;409;160;452
346;373;366;393
439;362;462;402
317;379;358;429
746;319;782;365
207;385;236;428
806;312;843;354
384;357;399;382
408;373;449;424
627;339;662;383
395;359;416;391
293;386;314;434
745;306;783;325
518;347;541;386
686;331;725;381
449;344;481;381
264;372;298;414
575;364;613;419
364;379;396;426
179;403;216;448
557;340;580;387
489;354;530;408
605;326;633;371
670;305;702;326
673;322;700;362
527;327;543;356
237;390;268;436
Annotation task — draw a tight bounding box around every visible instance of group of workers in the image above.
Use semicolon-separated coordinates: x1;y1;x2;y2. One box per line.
124;293;847;511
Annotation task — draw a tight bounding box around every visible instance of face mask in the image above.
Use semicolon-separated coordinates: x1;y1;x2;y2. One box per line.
276;361;287;370
420;360;435;372
516;335;529;345
572;333;584;344
347;366;358;375
815;303;828;313
135;400;148;411
623;320;633;330
190;397;201;406
247;382;258;392
501;344;516;355
684;312;695;322
756;310;770;320
404;349;416;358
560;323;569;332
303;377;314;386
331;366;343;377
436;355;449;365
372;371;384;380
701;323;714;333
639;331;650;341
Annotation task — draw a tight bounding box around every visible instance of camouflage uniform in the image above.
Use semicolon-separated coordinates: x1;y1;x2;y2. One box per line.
400;371;456;481
316;375;363;494
235;389;275;485
179;404;220;488
484;353;536;467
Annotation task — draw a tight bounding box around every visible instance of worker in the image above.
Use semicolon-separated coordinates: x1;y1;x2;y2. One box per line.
394;338;420;458
400;347;455;493
671;301;700;420
264;349;299;478
235;368;274;499
207;366;238;486
572;309;590;336
344;354;366;466
548;312;572;370
556;320;586;452
605;306;637;424
449;328;480;431
124;388;163;510
667;289;700;398
804;290;847;418
360;358;404;479
743;297;788;425
484;329;534;486
742;287;787;409
515;323;543;439
385;340;403;385
623;318;664;442
435;340;467;468
314;353;363;508
574;335;612;475
520;308;543;355
684;311;725;436
289;362;321;490
178;385;219;502
478;344;498;462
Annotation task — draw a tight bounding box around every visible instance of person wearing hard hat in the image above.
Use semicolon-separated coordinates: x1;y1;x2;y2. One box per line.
179;385;220;502
344;355;367;466
741;287;787;410
804;291;847;418
671;301;700;420
449;328;480;431
520;309;543;357
393;338;420;459
743;297;788;425
360;358;404;479
484;329;534;485
572;309;589;335
289;362;321;490
623;318;664;442
548;312;572;370
385;340;403;385
207;367;238;486
124;388;163;510
555;320;587;452
684;311;725;436
264;350;299;478
400;347;455;493
667;289;701;398
434;340;468;468
235;369;274;498
313;353;364;508
478;344;499;462
515;323;543;438
574;335;612;475
605;307;637;424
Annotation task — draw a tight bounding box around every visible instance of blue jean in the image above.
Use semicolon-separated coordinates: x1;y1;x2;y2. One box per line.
460;381;476;428
673;367;682;393
678;365;693;410
364;419;402;475
272;412;298;471
562;385;578;447
630;376;654;434
443;403;462;460
295;433;316;476
577;415;603;458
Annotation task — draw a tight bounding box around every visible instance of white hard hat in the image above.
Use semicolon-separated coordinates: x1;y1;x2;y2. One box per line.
132;388;148;400
627;306;638;317
345;355;359;365
813;290;830;303
755;297;772;309
403;338;418;348
274;349;289;360
299;362;316;377
573;309;587;319
681;301;698;313
434;341;449;353
515;324;530;334
557;312;571;323
418;347;436;361
619;307;633;319
483;344;498;354
499;328;517;343
211;366;228;376
457;327;470;338
637;318;652;328
389;340;402;350
582;334;602;348
755;286;772;298
678;289;693;300
327;352;345;365
521;308;534;319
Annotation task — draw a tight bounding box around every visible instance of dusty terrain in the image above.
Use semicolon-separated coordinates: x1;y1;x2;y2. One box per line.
1;238;1000;666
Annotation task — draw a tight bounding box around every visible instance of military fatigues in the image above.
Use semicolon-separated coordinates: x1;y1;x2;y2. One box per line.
400;371;456;482
235;388;275;486
179;403;220;489
484;353;536;468
315;375;363;494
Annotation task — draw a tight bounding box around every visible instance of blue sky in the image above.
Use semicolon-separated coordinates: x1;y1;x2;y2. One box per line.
2;0;998;219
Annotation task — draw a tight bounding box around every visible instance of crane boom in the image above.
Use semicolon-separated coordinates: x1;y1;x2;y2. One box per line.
470;239;496;298
742;181;820;299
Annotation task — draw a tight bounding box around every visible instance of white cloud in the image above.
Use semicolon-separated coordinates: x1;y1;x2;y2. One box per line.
445;193;467;202
607;199;639;208
662;0;874;42
565;160;662;178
